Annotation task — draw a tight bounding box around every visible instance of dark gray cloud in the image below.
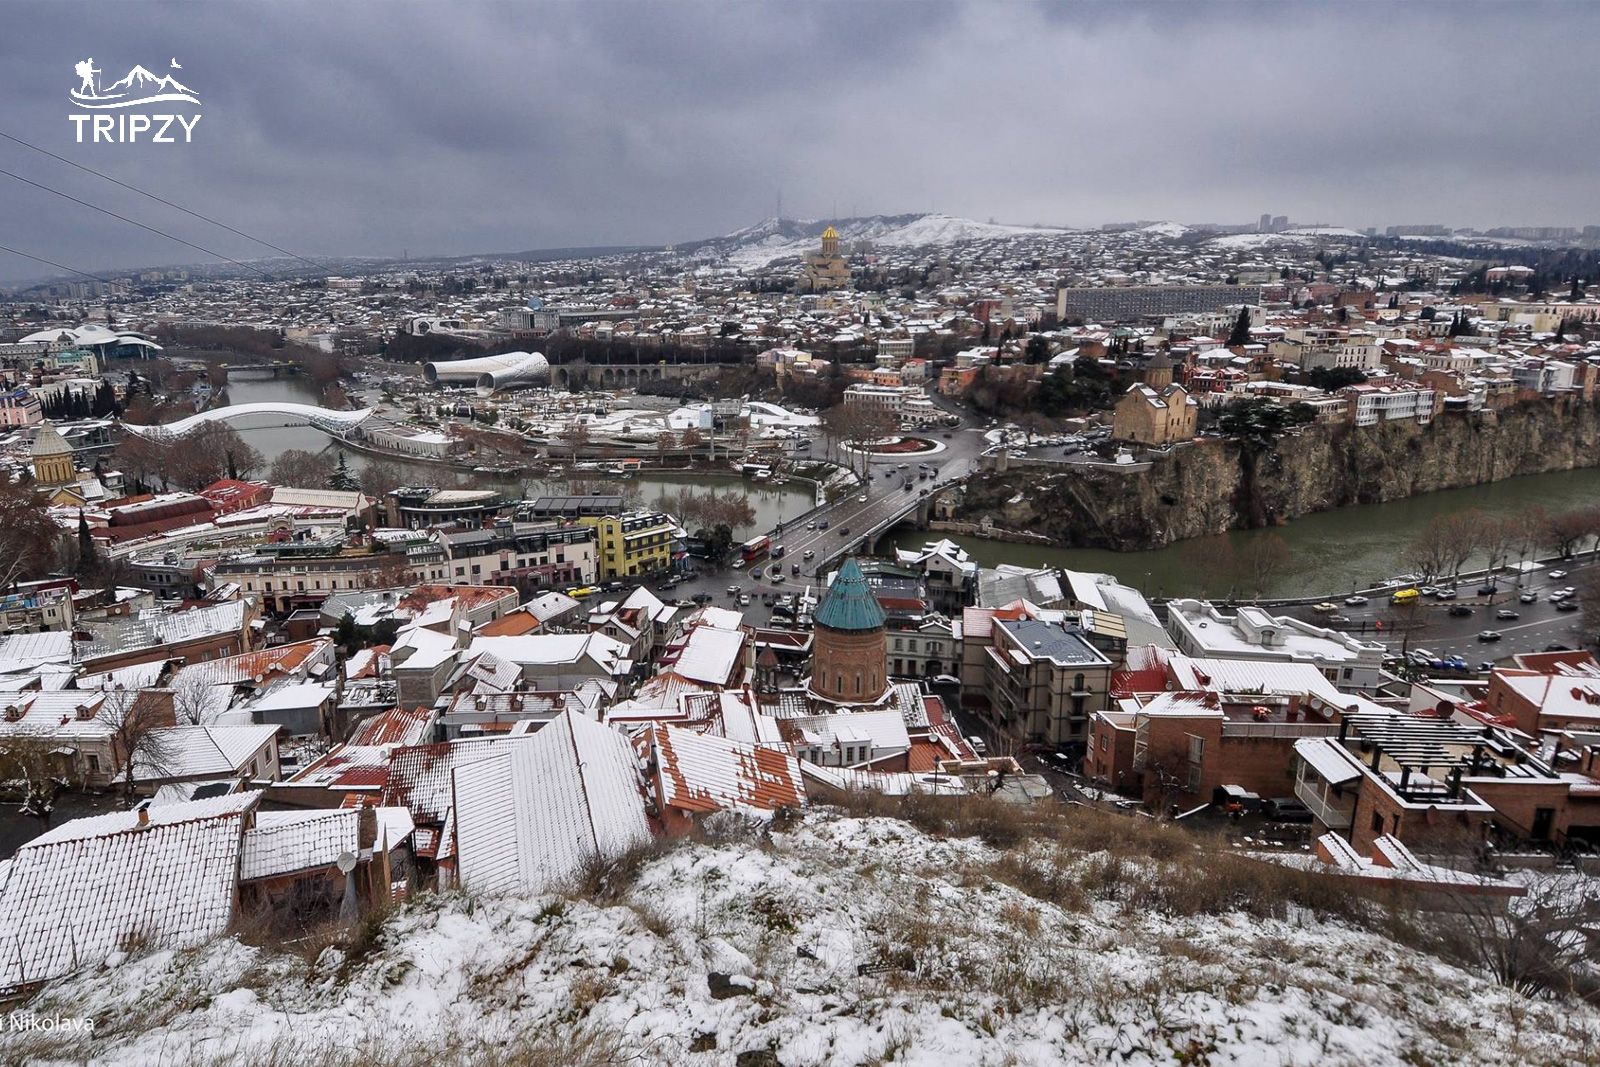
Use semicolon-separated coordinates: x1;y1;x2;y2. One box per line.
1;0;1597;282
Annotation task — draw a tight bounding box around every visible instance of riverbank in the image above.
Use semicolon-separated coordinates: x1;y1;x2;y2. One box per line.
956;397;1600;551
886;463;1600;599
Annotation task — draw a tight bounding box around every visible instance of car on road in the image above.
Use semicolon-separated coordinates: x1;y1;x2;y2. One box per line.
1558;600;1580;612
692;592;712;604
1496;609;1520;620
731;559;745;569
1344;595;1369;606
1551;570;1569;580
803;549;814;559
838;526;850;536
1477;585;1496;596
738;594;751;606
817;520;829;530
1263;798;1313;823
930;674;961;687
1312;602;1337;613
1435;587;1458;600
806;521;817;531
966;735;987;755
771;573;785;583
1520;592;1538;603
1551;590;1570;601
791;564;800;576
1563;586;1577;595
1478;661;1497;671
726;585;740;596
1447;605;1473;617
1478;630;1503;642
857;494;868;502
1329;614;1351;624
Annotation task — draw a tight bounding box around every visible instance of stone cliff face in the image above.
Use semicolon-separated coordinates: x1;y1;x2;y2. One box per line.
955;399;1600;550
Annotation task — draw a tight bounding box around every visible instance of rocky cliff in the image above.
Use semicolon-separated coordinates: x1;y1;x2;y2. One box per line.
955;398;1600;550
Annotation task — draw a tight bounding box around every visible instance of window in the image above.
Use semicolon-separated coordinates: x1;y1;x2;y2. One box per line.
1372;812;1384;834
1099;735;1107;751
87;754;100;772
1074;673;1087;692
1186;734;1205;763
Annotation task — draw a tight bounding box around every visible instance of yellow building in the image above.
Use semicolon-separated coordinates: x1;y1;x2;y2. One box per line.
578;511;681;578
800;225;850;293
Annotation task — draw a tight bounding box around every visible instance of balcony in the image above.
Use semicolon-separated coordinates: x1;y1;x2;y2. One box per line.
1294;778;1353;830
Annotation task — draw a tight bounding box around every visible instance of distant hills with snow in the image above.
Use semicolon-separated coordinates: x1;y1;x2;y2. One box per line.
671;213;1073;268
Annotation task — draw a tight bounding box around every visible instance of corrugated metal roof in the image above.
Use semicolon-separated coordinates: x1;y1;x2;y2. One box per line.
814;557;886;632
453;711;650;897
0;793;257;987
651;724;803;815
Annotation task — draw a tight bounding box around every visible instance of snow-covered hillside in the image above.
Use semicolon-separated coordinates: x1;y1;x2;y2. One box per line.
14;806;1598;1067
684;213;1070;269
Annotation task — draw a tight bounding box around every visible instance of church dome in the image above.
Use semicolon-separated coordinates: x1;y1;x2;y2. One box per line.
31;422;72;458
814;557;885;632
821;226;839;240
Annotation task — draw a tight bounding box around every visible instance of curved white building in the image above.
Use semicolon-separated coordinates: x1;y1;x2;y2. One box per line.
423;351;549;395
122;402;376;440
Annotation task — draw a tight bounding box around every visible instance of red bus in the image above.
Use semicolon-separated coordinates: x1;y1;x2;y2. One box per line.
741;535;771;563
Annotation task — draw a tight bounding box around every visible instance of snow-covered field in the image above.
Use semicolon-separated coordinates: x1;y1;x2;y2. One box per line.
15;810;1600;1067
1207;229;1367;250
716;214;1069;270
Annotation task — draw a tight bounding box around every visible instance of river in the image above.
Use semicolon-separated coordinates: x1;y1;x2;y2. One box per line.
884;466;1600;599
221;376;814;537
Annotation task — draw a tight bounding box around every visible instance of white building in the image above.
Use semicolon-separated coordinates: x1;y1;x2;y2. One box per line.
1342;384;1437;427
1164;599;1386;692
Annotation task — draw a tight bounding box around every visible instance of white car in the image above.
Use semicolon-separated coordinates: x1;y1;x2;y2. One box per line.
1550;570;1569;580
1344;595;1369;606
966;735;987;755
858;494;868;503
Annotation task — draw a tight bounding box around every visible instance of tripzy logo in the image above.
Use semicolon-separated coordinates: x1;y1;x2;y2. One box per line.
68;57;201;143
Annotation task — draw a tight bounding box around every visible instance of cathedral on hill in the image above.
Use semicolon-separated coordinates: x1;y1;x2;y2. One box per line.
798;225;850;293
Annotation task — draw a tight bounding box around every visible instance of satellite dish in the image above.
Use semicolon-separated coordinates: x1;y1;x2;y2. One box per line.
335;851;358;873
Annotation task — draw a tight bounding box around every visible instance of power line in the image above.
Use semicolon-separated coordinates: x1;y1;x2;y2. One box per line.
0;165;277;279
0;241;136;293
0;128;332;273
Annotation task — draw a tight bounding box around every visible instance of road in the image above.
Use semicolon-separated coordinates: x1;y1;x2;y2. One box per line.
745;423;991;589
1279;561;1598;664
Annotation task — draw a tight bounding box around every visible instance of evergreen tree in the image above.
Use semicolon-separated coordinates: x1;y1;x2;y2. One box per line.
327;452;360;491
226;450;239;481
75;510;99;578
1227;307;1253;347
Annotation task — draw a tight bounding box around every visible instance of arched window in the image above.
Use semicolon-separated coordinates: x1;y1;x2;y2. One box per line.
1074;673;1087;692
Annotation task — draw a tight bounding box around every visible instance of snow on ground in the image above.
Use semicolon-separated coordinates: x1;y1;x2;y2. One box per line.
721;214;1069;269
1137;221;1188;238
14;810;1600;1066
1207;229;1366;250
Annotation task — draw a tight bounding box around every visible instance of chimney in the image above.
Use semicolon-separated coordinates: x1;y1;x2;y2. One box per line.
136;805;149;827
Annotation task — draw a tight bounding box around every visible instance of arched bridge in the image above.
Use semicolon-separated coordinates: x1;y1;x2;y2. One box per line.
121;402;377;440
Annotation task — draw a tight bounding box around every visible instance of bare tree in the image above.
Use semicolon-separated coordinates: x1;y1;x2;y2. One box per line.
100;687;178;802
1176;534;1236;600
1542;508;1593;560
0;473;62;590
270;448;338;488
0;734;77;833
560;420;591;460
169;676;220;726
359;458;406;499
1235;532;1292;599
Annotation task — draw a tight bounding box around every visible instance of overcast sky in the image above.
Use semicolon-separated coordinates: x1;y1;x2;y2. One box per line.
3;1;1598;282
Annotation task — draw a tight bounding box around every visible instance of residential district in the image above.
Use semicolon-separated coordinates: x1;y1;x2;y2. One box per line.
4;215;1600;1057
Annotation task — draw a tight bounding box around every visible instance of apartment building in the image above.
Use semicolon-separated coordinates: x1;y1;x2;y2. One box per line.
1056;285;1262;323
578;511;683;579
1339;384;1439;427
435;522;598;587
981;616;1113;745
213;540;448;615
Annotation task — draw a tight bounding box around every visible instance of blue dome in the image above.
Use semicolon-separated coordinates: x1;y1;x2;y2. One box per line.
814;557;886;632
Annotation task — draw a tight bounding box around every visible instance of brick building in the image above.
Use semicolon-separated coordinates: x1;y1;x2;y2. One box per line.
809;558;889;705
